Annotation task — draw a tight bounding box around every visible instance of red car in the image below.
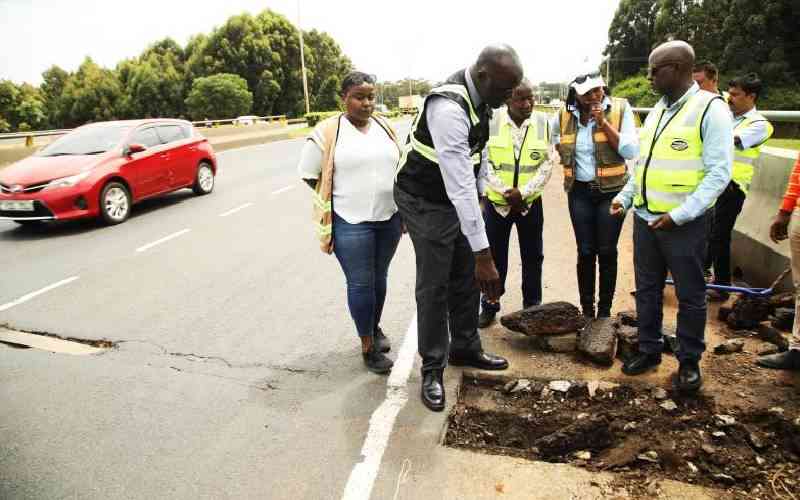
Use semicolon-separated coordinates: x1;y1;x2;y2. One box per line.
0;119;217;226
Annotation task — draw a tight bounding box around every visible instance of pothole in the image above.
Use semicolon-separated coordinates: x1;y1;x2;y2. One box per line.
444;373;800;497
0;326;114;355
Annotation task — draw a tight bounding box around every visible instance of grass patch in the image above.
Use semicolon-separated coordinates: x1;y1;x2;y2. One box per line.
767;138;800;151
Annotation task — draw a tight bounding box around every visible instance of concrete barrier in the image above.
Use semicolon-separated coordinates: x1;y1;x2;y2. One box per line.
731;147;799;291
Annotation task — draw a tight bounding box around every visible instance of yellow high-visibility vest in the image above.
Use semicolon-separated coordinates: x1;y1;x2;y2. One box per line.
485;109;549;206
634;90;721;213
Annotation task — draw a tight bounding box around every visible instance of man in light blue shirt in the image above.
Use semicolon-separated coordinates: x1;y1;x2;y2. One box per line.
611;40;733;392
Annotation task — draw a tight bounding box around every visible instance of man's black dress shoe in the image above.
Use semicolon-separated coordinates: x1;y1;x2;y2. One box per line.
756;350;800;370
449;350;509;370
421;370;445;412
676;361;702;392
621;352;662;375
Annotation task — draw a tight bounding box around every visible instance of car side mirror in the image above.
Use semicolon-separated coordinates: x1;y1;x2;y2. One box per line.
126;143;146;156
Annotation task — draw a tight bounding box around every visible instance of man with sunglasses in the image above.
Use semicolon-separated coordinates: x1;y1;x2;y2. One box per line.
610;40;733;392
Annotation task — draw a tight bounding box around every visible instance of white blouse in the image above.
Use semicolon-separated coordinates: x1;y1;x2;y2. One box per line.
297;116;400;224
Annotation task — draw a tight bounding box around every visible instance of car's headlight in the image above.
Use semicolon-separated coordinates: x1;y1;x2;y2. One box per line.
43;171;91;190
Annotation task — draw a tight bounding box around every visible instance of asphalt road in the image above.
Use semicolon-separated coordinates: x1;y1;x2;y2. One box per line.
0;124;455;500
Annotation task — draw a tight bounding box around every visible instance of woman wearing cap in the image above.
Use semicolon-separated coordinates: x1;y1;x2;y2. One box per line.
551;70;639;319
297;71;402;374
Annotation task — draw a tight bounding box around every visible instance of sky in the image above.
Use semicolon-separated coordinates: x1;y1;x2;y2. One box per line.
0;0;621;86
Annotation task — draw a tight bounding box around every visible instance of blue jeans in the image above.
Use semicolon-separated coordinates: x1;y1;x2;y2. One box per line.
567;181;625;314
634;213;708;362
481;199;544;313
333;212;402;338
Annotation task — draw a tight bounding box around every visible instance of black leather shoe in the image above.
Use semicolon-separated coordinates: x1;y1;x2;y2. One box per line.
622;352;662;375
676;361;702;392
597;308;611;319
374;327;391;353
478;310;496;329
449;350;509;370
362;345;393;375
421;370;445;411
756;350;800;371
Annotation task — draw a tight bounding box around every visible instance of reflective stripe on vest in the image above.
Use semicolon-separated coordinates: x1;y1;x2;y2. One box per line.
486;110;549;205
731;115;774;194
559;98;627;186
398;83;482;172
633;91;720;213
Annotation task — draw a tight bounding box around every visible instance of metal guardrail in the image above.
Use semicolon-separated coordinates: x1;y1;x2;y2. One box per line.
0;115;289;147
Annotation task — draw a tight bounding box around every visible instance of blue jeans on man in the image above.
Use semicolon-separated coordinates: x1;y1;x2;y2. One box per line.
633;213;708;363
480;198;544;315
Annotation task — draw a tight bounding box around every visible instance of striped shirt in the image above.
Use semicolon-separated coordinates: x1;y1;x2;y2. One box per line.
780;153;800;212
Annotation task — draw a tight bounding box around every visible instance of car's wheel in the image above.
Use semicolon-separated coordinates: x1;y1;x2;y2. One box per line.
193;161;215;195
99;181;131;225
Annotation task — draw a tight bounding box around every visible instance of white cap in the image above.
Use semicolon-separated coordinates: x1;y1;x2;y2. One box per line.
571;73;606;96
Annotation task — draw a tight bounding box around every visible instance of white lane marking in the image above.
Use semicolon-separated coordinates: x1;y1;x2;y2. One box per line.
219;202;254;217
272;185;295;195
135;229;191;253
0;276;79;313
342;315;418;500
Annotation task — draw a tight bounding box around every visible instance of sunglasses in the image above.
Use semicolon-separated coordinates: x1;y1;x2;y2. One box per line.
573;71;601;84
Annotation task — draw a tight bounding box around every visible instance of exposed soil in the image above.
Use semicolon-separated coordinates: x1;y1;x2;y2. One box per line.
445;374;800;499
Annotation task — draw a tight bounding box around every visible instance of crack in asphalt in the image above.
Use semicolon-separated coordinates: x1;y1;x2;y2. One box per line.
168;365;279;391
116;339;327;375
0;323;115;349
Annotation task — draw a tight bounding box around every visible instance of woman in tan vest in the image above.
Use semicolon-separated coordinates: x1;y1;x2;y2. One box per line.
297;72;402;374
551;70;639;318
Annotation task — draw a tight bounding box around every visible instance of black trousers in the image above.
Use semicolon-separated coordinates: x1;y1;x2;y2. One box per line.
706;182;746;285
567;181;625;315
394;185;482;373
481;199;544;313
634;213;708;363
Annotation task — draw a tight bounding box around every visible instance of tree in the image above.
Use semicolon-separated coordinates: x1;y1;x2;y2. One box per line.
379;79;434;109
117;39;186;119
40;65;69;128
185;73;253;120
611;75;659;108
303;29;352;113
604;0;659;83
58;57;124;127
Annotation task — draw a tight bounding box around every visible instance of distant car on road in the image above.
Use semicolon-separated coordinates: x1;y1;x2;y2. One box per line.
234;115;260;126
0;119;217;226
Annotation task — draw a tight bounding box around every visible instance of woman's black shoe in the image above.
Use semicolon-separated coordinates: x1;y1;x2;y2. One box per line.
363;346;393;374
374;327;391;353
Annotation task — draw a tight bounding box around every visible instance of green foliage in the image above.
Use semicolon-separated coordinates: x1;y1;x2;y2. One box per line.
58;58;124;127
0;79;48;130
611;76;659;108
0;116;9;133
185;73;253;120
304;111;339;127
759;86;800;111
379;79;434;109
606;0;799;87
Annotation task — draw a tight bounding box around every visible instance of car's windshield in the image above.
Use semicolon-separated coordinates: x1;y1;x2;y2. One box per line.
36;124;132;157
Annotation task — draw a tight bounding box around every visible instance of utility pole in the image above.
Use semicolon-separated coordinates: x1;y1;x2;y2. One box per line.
297;0;310;115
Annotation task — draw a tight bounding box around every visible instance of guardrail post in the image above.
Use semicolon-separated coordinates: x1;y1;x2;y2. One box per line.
25;135;34;147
